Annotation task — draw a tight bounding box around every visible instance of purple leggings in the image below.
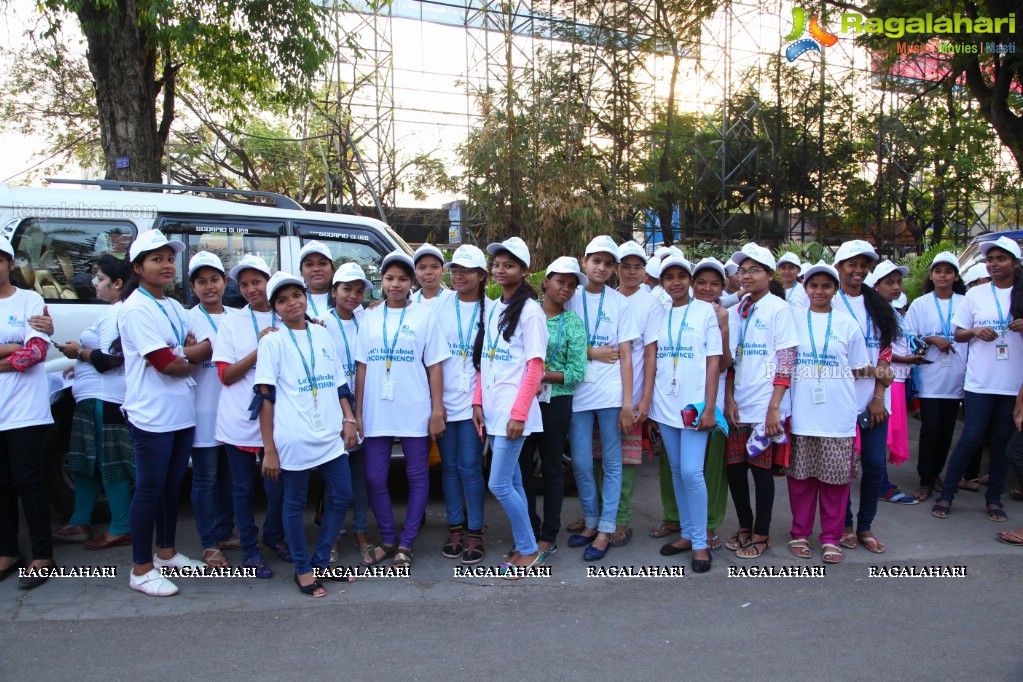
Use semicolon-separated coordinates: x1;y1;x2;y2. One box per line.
363;436;430;549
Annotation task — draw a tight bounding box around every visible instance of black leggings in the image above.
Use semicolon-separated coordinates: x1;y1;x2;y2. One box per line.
0;425;52;561
726;462;774;537
519;395;572;544
916;398;960;488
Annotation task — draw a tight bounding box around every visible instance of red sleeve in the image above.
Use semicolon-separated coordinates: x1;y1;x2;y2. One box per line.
511;358;544;422
473;371;482;407
145;347;178;372
878;345;893;363
7;337;48;372
216;361;230;385
772;346;796;388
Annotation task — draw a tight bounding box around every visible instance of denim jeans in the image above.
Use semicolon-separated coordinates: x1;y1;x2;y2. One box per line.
224;445;285;561
659;424;709;550
437;419;485;530
488;434;537;555
128;425;194;565
520;395;572;543
280;454;352;576
940;391;1016;506
191;445;235;549
569;407;622;534
345;448;369;534
0;425;52;561
845;419;887;532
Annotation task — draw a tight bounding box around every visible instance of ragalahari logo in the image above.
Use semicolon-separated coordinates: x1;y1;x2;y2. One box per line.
783;7;838;62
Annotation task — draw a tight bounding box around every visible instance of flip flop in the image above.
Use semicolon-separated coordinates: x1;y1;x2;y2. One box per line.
609;527;633;547
648;522;680;539
995;531;1023;546
839;532;858;549
857;533;886;554
987;506;1008;522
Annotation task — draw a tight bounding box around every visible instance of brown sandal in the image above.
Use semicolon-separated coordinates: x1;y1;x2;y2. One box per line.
201;548;230;568
735;538;770;559
649;521;681;538
391;547;413;568
725;529;752;551
361;542;397;567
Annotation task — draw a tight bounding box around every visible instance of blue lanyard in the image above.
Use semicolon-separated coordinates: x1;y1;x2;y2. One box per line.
286;324;318;401
546;313;565;364
198;305;219;333
138;287;186;346
485;304;503;360
736;297;757;360
932;293;954;341
807;309;833;376
455;296;480;360
382;303;408;373
250;307;277;342
307;292;323;317
582;287;606;348
839;291;872;341
992;283;1010;333
667;301;692;374
786;285;794;301
330;309;359;378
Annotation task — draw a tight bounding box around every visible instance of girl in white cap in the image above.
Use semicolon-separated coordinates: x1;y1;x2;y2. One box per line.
185;252;238;569
119;230;212;596
905;253;967;501
256;272;358;597
434;245;489;564
413;243;453;306
776;252;808;308
213;255;287;579
298;240;335;319
932;236;1023;521
0;235;56;589
355;251;448;569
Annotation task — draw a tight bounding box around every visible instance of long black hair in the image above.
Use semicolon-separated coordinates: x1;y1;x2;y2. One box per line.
861;284;900;348
1011;263;1023;320
120;253;144;301
473;252;536;371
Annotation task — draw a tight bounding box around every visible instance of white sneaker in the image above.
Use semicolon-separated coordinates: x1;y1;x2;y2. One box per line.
153;552;206;570
129;568;179;597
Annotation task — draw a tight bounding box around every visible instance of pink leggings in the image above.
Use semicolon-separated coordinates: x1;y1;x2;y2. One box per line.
786;476;850;546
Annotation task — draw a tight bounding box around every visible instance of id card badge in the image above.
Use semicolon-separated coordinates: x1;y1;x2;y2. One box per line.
584;362;596;383
668;377;679;396
734;364;744;387
458;372;473;393
996;342;1009;361
812;382;826;405
381;379;396;401
940;353;952;368
311;409;324;430
185;376;197;388
538;382;552;403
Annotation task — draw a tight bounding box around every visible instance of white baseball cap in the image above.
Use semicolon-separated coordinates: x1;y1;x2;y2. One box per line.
658;254;693;277
724;261;738;277
332;262;373;290
187;251;225;278
867;260;909;288
298;240;333;264
266;271;306;304
0;235;13;261
413;242;445;265
833;239;879;265
777;252;801;268
584;235;620;263
445;244;487;270
979;235;1022;260
545;256;588;288
692;257;727;281
645;256;662;279
229;254;272;281
798;262;811;277
654;245;684;260
617;240;647;264
929;251;960;272
487;237;531;268
892;293;908;309
963;263;990;285
730;242;777;271
802;260;840;284
380;249;416;273
129;229;185;262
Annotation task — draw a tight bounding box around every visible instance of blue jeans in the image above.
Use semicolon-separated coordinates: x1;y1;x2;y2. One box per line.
569;407;622;534
845;419;888;532
438;419;486;530
488;435;537;555
128;425;194;565
659;424;709;550
281;454;352;576
224;445;285;561
940;391;1016;507
345;449;369;534
191;445;235;549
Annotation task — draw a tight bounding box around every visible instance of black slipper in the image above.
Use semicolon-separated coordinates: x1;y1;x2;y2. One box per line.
660;541;692;556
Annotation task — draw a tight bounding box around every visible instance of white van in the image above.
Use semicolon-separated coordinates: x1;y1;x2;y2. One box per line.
0;180;414;513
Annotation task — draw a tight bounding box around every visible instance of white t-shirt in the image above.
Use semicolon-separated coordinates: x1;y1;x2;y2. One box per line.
721;290;743;309
565;286;640;412
622;288;665;410
783;282;809;309
952;283;1023;396
187;305;233;447
72;302;126;405
119;289;208;432
729;293;798;423
891;314;913;382
254;322;348;471
790;308;870;437
0;287;52;430
836;292;891;412
325;307;365;389
649;299;723;428
415;287;454;309
905;292;966;399
480;297;548;437
213;306;278;447
306;291;331;320
434;294;489;422
355;302;449;437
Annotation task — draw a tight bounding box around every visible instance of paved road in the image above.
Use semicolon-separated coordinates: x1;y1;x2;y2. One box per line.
2;418;1021;680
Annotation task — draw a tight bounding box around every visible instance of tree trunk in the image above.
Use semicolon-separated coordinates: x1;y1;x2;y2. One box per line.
78;1;165;182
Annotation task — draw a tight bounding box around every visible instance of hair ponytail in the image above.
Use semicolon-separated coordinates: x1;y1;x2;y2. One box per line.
472;284;487;372
1010;265;1023;320
500;281;538;342
767;275;785;299
861;284;900;348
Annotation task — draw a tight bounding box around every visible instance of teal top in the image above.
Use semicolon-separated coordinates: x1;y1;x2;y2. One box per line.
544;310;587;398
